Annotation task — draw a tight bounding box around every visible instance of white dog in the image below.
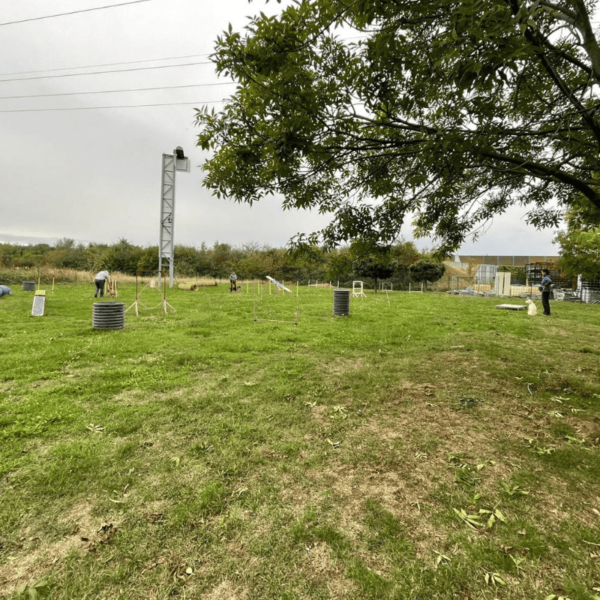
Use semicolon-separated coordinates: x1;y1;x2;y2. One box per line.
526;298;537;316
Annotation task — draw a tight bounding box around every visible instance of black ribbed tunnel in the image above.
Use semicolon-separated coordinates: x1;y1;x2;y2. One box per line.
93;302;125;330
333;290;350;317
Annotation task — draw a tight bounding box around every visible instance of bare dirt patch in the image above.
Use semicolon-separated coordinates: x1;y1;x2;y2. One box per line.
318;357;368;378
0;536;80;597
0;499;122;596
302;542;354;598
203;579;248;600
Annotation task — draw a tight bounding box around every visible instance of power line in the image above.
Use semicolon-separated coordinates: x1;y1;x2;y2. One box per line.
0;82;236;100
0;0;152;26
0;61;212;84
0;53;211;78
0;99;226;113
0;35;365;78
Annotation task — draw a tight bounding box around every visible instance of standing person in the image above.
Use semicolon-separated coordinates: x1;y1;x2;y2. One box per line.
94;270;110;298
539;268;552;316
229;271;238;292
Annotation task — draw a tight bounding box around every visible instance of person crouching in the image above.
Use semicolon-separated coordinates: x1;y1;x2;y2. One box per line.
94;270;110;298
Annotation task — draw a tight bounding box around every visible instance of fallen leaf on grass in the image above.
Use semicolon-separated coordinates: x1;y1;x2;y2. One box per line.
329;406;348;420
14;577;49;599
565;436;585;445
86;424;104;432
433;550;451;566
479;507;507;528
326;439;340;448
142;557;167;571
550;396;567;403
500;480;529;496
454;508;482;529
484;572;506;586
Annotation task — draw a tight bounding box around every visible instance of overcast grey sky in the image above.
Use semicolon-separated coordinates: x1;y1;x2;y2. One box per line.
0;0;561;255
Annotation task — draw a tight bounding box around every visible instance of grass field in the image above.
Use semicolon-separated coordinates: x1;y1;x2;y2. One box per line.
1;283;599;600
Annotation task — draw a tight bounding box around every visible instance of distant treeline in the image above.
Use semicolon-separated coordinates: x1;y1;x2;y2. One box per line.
0;238;424;287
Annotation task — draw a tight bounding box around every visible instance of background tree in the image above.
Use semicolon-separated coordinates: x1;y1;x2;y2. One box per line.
325;247;354;283
389;241;421;287
352;245;395;291
0;238;429;284
197;0;600;255
408;260;446;291
556;196;600;279
103;239;143;275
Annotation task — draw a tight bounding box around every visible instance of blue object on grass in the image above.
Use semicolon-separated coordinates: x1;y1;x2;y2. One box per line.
0;285;12;296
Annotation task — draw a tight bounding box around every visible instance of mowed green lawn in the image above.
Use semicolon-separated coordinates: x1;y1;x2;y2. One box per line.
1;283;599;600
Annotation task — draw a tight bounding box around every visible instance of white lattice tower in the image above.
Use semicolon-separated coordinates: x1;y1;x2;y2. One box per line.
158;148;189;288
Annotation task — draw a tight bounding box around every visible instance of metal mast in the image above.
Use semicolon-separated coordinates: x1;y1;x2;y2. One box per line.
158;147;189;288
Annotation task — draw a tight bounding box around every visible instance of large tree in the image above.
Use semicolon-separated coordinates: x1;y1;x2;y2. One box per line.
196;0;600;254
555;195;600;278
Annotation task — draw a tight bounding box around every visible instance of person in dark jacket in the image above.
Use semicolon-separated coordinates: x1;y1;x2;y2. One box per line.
540;269;552;316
